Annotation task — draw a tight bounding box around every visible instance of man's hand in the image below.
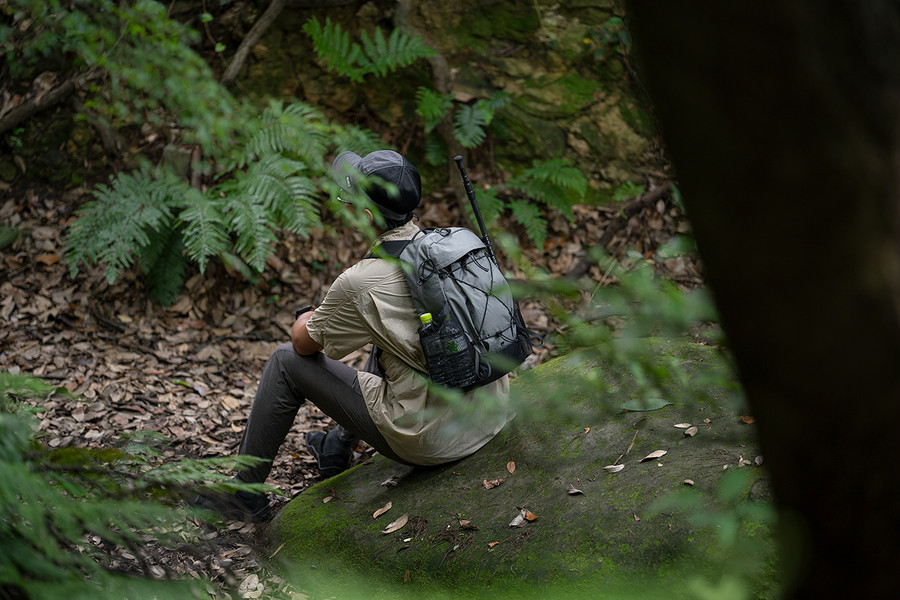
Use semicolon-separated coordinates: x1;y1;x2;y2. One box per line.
291;310;323;356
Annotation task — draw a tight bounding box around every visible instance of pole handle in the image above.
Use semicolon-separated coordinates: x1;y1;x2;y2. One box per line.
454;155;495;258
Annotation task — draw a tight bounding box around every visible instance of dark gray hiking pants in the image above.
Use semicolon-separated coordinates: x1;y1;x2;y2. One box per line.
236;342;411;484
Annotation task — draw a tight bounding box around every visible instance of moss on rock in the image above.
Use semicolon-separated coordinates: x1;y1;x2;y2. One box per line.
268;341;779;599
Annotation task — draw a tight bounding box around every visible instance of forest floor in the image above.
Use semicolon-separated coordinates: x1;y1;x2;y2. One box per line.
0;177;702;598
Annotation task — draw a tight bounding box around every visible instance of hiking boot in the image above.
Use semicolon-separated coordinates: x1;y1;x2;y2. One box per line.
190;488;271;522
304;429;354;478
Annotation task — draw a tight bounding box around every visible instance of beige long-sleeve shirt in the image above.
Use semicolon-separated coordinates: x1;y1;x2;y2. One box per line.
305;221;510;465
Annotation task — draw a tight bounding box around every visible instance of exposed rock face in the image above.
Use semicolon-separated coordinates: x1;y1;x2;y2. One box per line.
268;341;778;598
246;1;661;201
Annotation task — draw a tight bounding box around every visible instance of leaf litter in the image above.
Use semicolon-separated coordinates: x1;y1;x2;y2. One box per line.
0;175;700;597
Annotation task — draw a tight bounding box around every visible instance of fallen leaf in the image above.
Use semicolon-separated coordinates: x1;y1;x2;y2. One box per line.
703;418;711;424
483;478;505;490
506;460;516;474
583;427;591;434
509;513;526;528
322;496;333;504
35;253;59;265
373;501;392;519
404;570;410;583
640;450;667;462
633;514;640;521
381;475;399;487
741;415;756;424
382;513;408;534
674;423;692;429
567;487;584;495
603;464;625;473
519;507;538;521
684;426;699;437
459;519;478;530
684;479;695;486
754;455;764;466
488;542;499;548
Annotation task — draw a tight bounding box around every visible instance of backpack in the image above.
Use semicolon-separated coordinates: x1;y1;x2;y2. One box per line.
373;226;540;390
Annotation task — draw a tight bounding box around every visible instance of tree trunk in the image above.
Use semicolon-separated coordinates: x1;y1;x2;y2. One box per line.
626;2;900;599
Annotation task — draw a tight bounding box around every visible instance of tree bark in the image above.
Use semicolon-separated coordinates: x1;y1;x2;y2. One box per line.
626;2;900;599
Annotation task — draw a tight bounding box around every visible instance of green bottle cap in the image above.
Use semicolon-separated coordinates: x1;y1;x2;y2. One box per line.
420;313;433;325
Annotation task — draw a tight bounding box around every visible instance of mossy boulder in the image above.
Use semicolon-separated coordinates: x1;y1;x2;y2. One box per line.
268;341;778;598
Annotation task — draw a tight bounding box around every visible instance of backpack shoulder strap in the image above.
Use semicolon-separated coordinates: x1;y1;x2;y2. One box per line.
365;228;431;259
366;240;409;259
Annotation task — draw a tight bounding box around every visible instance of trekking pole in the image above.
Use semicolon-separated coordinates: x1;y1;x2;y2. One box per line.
454;155;496;260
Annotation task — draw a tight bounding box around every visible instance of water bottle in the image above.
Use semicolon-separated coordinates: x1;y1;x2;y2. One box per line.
436;314;477;389
418;313;446;378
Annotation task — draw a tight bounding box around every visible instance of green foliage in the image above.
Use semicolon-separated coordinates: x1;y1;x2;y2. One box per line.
65;100;330;303
304;16;436;82
507;198;548;250
613;180;645;203
508;158;587;222
3;0;237;151
453;104;489;148
415;87;453;133
646;469;776;600
0;372;273;598
470;158;588;250
66;171;180;286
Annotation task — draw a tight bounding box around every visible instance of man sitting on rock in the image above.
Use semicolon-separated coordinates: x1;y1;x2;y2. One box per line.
193;150;510;521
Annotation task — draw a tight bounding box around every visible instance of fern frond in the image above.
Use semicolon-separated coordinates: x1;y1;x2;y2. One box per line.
178;187;228;273
470;185;506;227
228;100;329;170
507;158;588;221
360;26;435;77
65;171;176;284
225;154;320;271
453;104;488;148
330;124;390;157
415;87;453;133
305;16;434;81
424;133;447;166
508;198;548;250
139;223;188;305
303;17;367;82
474;91;511;126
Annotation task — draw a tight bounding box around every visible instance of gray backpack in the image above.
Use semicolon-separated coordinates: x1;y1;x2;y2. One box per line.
374;226;538;390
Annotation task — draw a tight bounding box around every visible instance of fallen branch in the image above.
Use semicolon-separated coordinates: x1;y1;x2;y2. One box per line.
566;182;673;278
220;0;287;89
0;79;76;137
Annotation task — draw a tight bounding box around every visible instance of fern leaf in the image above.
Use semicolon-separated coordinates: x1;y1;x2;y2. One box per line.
453;105;488;148
228;100;328;170
178;187;228;273
471;185;506;227
225;154;320;271
507;158;588;221
139;223;188;305
330;124;390;157
473;91;511;126
65;172;176;284
508;198;548;250
415;87;452;133
303;17;366;82
423;133;448;166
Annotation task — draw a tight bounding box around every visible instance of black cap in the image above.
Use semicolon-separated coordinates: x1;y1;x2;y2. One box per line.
332;150;421;220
